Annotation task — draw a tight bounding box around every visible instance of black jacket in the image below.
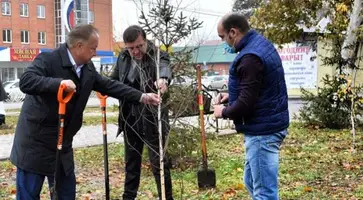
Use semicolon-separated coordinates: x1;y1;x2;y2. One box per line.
110;41;172;136
10;44;143;176
0;79;6;101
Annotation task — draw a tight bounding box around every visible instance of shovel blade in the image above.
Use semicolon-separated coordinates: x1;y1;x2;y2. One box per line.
197;168;216;189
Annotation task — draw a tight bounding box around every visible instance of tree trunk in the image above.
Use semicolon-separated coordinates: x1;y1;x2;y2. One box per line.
341;0;362;61
340;0;362;152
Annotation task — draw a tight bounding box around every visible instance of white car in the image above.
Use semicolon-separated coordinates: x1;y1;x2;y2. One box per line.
170;76;195;87
3;79;25;102
204;75;229;90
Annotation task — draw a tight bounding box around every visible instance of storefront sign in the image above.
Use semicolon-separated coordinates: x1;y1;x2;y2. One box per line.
277;43;318;89
10;48;39;61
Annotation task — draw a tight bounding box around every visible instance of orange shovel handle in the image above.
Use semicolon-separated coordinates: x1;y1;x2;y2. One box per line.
57;83;74;114
96;92;108;107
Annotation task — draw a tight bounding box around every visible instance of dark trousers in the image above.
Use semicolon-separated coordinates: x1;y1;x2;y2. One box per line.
0;114;5;125
16;166;76;200
122;119;173;200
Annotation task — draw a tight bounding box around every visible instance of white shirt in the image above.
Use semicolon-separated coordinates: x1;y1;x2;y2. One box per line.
67;49;84;78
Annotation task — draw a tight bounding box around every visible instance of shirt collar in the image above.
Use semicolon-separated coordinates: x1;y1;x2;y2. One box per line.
67;48;84;68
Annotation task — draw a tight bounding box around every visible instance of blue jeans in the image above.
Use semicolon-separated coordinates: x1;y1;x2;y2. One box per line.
16;167;76;200
243;129;288;200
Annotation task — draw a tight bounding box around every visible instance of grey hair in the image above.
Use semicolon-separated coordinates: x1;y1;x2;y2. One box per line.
66;24;99;48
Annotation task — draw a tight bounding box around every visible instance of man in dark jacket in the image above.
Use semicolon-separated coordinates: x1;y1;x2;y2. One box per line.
214;13;289;200
0;79;7;126
10;24;160;200
110;25;173;200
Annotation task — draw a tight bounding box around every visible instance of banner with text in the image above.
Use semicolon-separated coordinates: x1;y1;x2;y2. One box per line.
277;43;317;89
10;48;40;62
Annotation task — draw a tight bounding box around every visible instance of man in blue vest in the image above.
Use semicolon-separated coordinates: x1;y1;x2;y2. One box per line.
214;13;289;199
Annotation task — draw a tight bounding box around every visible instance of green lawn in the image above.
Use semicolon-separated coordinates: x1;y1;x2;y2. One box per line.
1;123;362;199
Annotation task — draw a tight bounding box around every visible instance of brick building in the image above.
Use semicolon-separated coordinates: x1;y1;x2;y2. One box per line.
0;0;113;82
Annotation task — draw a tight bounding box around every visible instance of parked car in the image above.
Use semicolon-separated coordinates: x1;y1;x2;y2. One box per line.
201;76;211;87
205;75;229;90
170;75;195;87
3;79;25;102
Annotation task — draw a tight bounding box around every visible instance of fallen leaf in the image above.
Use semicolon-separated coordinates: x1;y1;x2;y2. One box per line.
235;183;244;190
10;188;16;194
343;162;352;170
81;193;93;200
191;189;199;193
303;186;313;192
82;195;90;200
145;190;154;198
222;188;237;199
76;177;85;184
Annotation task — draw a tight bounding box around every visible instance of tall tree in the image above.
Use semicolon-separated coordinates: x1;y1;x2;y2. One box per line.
134;0;205;163
248;0;324;45
232;0;260;17
138;0;203;50
135;1;204;198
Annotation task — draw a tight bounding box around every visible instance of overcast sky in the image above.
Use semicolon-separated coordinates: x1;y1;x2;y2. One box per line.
112;0;234;46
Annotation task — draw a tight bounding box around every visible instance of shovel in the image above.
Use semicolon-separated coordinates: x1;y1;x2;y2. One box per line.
53;83;74;200
96;92;110;200
196;65;216;189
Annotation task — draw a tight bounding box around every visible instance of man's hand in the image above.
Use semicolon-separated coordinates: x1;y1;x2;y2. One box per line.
215;93;229;105
60;80;76;92
214;104;225;118
154;78;168;94
141;93;160;105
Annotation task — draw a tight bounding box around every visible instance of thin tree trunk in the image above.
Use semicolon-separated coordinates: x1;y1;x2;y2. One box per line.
350;68;357;153
340;0;362;152
341;0;362;61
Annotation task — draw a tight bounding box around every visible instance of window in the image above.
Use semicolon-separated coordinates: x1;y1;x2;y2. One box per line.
75;0;81;10
56;10;61;17
21;31;29;44
75;10;81;19
2;68;15;82
17;68;25;79
37;5;45;18
2;29;12;43
88;10;94;23
20;3;28;17
38;32;46;45
56;35;62;47
1;2;11;15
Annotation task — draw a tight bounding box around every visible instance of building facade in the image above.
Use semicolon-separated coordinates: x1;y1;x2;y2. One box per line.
174;43;236;76
0;0;113;82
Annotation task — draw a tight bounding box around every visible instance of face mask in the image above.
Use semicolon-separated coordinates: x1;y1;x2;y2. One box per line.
223;34;237;54
224;42;236;54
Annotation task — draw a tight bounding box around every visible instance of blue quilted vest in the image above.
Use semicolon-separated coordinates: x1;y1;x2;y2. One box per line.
228;30;289;135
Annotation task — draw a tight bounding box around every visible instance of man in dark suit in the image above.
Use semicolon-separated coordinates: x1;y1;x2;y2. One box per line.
0;79;7;126
10;24;160;200
110;25;173;200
